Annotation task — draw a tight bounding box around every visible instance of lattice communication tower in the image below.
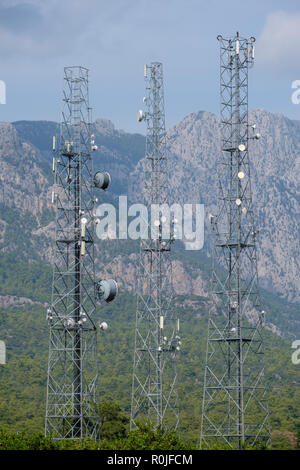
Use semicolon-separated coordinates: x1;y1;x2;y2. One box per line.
200;34;271;449
130;62;180;431
45;66;117;440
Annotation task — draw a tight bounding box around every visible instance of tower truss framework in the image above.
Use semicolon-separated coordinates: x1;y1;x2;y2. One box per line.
45;67;99;440
200;34;271;449
130;62;180;431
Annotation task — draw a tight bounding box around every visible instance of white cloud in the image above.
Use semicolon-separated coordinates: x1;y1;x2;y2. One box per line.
0;0;136;58
257;10;300;74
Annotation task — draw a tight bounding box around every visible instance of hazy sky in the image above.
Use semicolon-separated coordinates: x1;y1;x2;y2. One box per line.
1;0;300;133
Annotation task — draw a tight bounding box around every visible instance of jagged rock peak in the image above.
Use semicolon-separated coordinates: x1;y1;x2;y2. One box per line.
94;118;116;135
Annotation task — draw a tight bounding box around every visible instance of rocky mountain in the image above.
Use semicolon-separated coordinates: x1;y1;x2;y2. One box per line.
0;111;299;446
166;109;300;303
0;109;299;338
117;109;300;306
13;118;145;196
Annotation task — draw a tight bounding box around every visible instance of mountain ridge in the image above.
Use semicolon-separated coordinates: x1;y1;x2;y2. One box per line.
0;108;299;337
0;110;299;446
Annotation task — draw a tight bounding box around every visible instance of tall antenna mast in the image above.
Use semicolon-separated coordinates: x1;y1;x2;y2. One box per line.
130;62;180;431
45;66;117;440
200;33;271;449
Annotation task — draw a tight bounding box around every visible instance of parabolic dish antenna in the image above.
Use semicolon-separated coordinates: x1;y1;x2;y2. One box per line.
94;171;111;190
97;279;118;303
99;322;108;331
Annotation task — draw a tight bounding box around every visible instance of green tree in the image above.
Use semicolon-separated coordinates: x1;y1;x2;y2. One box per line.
296;430;300;449
99;401;129;440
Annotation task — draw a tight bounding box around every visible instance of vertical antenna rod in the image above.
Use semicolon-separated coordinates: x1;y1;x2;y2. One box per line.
130;62;180;431
200;33;271;449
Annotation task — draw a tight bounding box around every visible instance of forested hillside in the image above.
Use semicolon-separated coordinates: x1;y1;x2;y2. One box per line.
0;254;299;449
0;111;299;449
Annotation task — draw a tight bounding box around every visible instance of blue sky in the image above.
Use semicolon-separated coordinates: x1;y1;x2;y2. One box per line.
1;0;300;133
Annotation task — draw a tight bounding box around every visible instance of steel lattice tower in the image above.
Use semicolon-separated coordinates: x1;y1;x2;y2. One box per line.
200;33;271;449
130;62;180;431
45;67;106;440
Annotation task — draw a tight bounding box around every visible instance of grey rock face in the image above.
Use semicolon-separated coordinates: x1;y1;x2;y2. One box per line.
0;110;299;306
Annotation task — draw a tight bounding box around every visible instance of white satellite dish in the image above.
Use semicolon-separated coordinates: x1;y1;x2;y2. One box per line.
100;322;108;331
154;220;160;227
137;110;144;122
94;171;111;190
238;171;245;179
236;198;242;206
81;217;87;225
97;279;118;303
65;318;75;328
161;216;167;223
143;97;147;103
242;207;247;214
238;144;246;152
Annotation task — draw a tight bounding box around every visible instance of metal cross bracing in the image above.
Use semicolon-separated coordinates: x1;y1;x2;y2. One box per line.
130;62;180;431
45;66;99;440
200;33;271;449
